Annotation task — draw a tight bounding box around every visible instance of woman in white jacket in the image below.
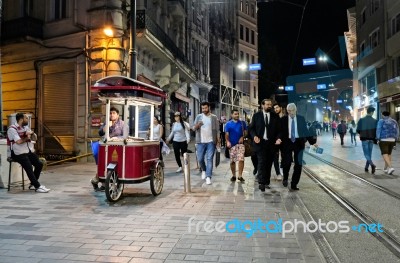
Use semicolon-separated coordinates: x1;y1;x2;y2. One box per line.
166;112;190;172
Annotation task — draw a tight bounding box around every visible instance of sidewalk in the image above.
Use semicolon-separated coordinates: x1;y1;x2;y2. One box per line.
0;142;325;263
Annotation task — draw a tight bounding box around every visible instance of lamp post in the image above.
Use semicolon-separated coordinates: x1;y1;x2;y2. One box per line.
129;0;137;80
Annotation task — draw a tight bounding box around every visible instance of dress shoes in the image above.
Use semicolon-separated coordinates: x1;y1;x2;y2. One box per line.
253;168;257;175
290;185;300;191
371;164;376;174
259;184;265;192
282;180;288;187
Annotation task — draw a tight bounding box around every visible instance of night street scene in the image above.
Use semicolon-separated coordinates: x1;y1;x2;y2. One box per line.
1;0;400;262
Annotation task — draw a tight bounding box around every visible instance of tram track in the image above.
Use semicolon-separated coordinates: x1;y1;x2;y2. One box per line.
305;151;400;201
301;153;400;259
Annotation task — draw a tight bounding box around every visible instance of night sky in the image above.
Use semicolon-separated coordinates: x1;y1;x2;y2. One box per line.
257;0;356;101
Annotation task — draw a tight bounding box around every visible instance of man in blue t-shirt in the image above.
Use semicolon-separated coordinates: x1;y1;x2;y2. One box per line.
225;109;247;182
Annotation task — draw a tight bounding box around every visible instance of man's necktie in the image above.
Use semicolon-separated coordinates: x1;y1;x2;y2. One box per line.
291;117;296;143
265;113;269;137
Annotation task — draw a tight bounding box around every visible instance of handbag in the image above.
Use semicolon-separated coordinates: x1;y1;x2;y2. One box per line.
224;146;230;158
241;121;252;157
243;138;252;157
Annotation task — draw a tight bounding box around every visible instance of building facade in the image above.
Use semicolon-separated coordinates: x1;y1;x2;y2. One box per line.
348;0;400;124
1;0;259;159
208;0;259;121
0;0;204;158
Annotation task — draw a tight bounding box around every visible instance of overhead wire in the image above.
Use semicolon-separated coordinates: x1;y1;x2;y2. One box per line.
289;0;310;76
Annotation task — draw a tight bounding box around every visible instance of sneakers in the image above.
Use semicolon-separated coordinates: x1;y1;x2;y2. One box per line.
91;177;99;190
35;185;50;193
176;167;182;173
276;174;283;181
206;177;212;185
387;168;395;175
230;176;236;182
201;171;206;180
237;177;245;183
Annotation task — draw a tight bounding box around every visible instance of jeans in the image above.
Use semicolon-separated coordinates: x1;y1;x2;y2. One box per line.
361;140;374;167
332;128;337;138
350;133;357;144
196;142;216;177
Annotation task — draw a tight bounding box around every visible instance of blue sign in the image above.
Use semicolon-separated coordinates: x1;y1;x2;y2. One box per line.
311;100;317;104
336;100;343;103
317;84;326;90
249;63;261;71
285;85;294;91
303;58;316;66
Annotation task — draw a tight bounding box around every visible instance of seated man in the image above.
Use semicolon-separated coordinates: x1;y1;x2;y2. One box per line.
98;107;129;139
7;113;49;193
91;107;128;191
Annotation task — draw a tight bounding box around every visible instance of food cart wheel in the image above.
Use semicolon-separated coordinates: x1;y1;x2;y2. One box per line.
150;162;164;196
105;169;124;202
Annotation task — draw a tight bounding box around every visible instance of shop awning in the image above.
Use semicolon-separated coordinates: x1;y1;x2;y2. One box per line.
173;92;191;103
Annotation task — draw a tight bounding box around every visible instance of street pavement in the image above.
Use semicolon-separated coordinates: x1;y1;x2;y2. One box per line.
0;132;398;263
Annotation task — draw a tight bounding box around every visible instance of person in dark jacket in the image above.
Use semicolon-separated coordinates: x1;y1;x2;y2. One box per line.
337;120;347;146
280;103;318;190
356;106;378;173
249;98;282;192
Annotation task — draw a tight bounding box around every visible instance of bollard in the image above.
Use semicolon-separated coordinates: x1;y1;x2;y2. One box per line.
183;153;191;193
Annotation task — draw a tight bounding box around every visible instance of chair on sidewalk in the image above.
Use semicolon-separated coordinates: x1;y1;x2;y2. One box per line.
7;157;25;191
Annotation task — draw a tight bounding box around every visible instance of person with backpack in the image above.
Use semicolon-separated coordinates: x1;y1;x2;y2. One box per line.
376;111;399;175
7;113;49;193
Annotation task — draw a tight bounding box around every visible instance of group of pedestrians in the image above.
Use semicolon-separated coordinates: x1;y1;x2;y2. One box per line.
357;107;399;175
8;103;397;195
248;100;318;192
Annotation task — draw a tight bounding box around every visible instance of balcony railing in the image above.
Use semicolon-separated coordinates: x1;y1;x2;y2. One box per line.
1;16;43;41
137;10;193;71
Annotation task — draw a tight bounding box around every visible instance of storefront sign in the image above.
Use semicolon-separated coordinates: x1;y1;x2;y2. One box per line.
91;116;102;127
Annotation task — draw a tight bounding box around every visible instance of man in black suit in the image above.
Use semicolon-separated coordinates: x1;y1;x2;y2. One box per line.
280;103;317;190
249;99;282;192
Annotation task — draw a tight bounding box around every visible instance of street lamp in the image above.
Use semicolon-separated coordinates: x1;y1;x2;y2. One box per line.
103;27;114;38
